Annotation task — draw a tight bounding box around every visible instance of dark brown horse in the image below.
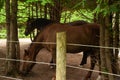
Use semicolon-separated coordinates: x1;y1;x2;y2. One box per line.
24;18;88;36
20;22;100;79
24;18;90;66
24;18;90;65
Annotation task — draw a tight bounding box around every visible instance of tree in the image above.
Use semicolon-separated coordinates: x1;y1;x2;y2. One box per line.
104;14;114;80
5;0;20;76
113;11;120;74
98;13;106;79
95;0;120;79
5;0;10;74
49;0;61;22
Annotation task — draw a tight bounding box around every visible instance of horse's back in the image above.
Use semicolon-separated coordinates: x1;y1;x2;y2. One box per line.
43;23;100;39
43;24;99;44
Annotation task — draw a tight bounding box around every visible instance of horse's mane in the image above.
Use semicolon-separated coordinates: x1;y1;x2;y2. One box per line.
31;18;57;30
67;20;89;26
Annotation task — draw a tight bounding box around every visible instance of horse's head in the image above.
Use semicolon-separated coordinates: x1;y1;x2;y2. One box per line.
20;49;35;76
25;17;56;36
24;18;35;36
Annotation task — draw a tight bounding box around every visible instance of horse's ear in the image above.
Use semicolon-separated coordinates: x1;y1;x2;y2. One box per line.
24;49;29;56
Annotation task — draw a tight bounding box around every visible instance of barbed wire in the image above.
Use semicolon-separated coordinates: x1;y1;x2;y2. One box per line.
0;58;120;77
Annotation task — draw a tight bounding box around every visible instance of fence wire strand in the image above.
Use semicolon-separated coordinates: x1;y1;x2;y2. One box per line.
0;75;23;80
6;40;120;50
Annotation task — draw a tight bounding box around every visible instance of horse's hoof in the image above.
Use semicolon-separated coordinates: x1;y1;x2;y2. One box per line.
50;65;56;69
96;75;102;80
79;65;84;68
50;66;54;69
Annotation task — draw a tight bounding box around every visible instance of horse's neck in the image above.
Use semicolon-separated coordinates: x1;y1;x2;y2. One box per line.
29;43;42;60
29;33;43;60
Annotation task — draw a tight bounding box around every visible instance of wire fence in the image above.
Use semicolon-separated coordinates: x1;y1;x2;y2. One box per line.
6;40;120;50
0;75;23;80
0;57;120;77
0;40;120;80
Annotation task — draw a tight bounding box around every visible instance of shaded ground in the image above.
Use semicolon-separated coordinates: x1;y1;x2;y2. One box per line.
0;39;100;80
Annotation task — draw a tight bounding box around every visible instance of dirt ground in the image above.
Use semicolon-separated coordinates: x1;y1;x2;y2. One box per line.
0;39;100;80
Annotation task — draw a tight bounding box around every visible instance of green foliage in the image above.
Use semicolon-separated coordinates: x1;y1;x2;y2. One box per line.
17;3;28;22
18;28;30;38
0;28;6;39
0;0;5;23
0;7;5;23
0;0;119;39
40;0;53;5
61;10;93;23
109;3;119;13
72;0;87;9
0;28;30;39
0;0;4;11
25;0;53;5
93;0;120;16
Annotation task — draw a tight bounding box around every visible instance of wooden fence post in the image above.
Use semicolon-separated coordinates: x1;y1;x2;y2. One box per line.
56;32;66;80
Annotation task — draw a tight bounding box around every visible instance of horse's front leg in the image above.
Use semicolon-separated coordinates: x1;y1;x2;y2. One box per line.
50;50;56;68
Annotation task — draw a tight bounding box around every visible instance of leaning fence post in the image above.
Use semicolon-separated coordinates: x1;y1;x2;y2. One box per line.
56;32;66;80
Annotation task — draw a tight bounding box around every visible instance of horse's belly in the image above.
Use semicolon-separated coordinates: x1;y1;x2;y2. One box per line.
67;46;90;53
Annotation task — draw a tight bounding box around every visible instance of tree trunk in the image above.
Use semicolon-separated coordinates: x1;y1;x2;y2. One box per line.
113;12;120;74
35;2;38;18
104;15;114;80
5;0;10;74
49;0;62;22
98;0;117;79
98;14;107;79
5;0;20;76
44;4;48;18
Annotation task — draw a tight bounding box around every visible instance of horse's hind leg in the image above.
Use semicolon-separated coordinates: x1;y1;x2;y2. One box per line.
80;51;90;66
50;57;54;64
84;55;96;80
